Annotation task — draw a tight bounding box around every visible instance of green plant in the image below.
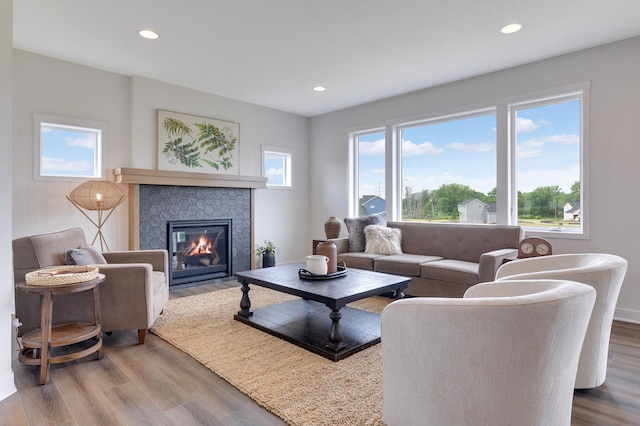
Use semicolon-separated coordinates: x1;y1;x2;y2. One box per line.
255;240;276;256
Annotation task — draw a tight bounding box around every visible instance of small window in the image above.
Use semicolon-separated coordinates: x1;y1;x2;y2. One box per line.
262;145;292;188
34;113;105;180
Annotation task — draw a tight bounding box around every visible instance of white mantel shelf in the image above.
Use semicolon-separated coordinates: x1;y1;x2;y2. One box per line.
113;167;267;189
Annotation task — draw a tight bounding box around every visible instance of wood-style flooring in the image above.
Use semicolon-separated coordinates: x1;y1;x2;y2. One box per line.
1;280;640;425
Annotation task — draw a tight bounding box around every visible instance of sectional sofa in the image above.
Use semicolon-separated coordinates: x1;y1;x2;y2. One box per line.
334;220;524;297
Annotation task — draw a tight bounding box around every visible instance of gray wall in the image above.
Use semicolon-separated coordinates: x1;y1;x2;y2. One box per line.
309;36;640;323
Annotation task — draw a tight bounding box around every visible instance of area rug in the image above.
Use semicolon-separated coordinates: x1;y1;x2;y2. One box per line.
150;286;393;426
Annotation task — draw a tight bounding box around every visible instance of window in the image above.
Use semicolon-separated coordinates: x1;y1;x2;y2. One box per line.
512;96;583;234
399;111;496;222
262;145;292;188
353;130;385;216
349;84;589;238
34;113;105;180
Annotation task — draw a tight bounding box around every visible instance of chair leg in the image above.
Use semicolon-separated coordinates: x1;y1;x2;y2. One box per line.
138;329;147;344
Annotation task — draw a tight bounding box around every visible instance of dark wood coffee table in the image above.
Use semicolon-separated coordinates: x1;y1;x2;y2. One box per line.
234;263;410;361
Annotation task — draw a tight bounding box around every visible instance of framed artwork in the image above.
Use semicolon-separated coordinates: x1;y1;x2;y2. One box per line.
157;109;239;174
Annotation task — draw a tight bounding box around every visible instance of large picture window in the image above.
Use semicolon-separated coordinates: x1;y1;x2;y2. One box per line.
349;84;589;238
34;113;105;180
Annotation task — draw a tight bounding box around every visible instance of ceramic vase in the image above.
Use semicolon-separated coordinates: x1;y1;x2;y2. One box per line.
316;241;338;274
324;216;342;239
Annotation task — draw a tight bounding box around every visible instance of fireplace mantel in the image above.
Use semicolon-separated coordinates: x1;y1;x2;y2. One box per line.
114;167;267;189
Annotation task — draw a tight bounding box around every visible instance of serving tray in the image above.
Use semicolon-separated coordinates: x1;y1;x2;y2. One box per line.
299;263;348;280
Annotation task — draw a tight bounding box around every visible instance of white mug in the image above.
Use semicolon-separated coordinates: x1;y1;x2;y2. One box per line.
305;254;329;275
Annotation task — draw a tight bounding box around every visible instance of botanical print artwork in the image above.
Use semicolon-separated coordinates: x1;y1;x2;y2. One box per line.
157;110;239;174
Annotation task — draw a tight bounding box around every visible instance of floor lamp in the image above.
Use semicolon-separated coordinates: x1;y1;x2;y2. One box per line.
67;180;126;251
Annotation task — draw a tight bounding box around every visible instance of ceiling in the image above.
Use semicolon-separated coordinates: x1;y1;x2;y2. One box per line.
12;0;640;117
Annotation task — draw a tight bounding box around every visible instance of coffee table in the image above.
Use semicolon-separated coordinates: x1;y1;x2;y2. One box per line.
234;263;410;361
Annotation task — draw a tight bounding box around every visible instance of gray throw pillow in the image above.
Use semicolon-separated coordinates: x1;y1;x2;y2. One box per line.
65;245;107;265
343;211;388;252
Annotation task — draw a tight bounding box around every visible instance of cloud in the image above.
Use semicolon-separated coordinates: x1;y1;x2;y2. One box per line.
41;157;92;172
516;117;539;133
402;140;443;157
266;167;283;177
448;142;494;152
66;135;96;149
517;133;579;158
358;138;385;156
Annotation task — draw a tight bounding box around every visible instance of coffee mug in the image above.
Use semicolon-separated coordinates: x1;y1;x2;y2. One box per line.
305;254;329;275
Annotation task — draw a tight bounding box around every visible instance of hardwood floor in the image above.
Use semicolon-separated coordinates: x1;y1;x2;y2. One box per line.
2;281;640;425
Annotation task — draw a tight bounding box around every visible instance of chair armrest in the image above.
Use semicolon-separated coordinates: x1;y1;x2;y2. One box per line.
478;248;518;282
331;238;350;254
103;249;169;273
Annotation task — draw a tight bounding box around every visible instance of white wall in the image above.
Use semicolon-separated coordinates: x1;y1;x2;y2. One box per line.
309;36;640;323
0;0;16;401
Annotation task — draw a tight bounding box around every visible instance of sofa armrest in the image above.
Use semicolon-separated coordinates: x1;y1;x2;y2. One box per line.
331;238;350;254
103;249;169;273
478;248;519;282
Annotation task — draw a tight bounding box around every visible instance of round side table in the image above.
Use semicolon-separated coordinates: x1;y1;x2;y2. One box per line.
16;274;105;385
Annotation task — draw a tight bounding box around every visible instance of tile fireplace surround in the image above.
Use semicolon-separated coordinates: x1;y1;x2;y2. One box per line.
114;167;267;277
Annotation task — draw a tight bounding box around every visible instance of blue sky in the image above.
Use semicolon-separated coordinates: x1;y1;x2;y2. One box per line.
40;125;98;177
358;99;580;198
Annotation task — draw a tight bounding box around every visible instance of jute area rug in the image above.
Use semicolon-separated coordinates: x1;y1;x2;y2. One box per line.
150;286;393;426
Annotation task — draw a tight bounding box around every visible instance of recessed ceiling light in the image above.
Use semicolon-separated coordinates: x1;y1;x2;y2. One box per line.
139;29;159;40
313;86;326;92
500;23;523;34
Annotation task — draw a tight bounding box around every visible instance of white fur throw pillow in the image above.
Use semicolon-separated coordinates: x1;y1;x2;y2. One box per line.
364;225;402;255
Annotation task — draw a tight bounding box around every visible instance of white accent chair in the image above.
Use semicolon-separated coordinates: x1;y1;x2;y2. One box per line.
381;279;595;426
496;253;628;389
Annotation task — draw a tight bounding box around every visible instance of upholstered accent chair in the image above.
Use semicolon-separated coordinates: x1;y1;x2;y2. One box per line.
381;279;595;426
496;253;628;389
13;227;169;344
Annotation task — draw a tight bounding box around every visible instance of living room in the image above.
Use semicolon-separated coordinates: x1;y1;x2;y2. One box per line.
2;0;640;422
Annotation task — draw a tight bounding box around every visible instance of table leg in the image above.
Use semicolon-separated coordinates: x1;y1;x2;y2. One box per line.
92;286;103;360
237;279;253;318
39;292;53;385
326;308;345;353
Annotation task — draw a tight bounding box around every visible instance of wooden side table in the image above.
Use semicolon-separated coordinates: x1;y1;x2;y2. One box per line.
16;274;105;385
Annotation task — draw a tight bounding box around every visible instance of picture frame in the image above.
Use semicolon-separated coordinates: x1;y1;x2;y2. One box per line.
157;109;240;175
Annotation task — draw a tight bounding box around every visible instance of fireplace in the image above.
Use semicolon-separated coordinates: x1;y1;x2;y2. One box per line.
167;219;232;286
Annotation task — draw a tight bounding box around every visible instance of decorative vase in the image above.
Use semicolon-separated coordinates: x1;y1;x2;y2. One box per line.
262;252;276;268
316;241;337;274
324;216;342;239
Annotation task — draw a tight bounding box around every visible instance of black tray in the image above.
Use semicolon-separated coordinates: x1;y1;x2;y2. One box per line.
299;263;348;280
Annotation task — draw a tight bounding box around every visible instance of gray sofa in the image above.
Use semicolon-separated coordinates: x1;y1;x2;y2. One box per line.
13;227;169;344
335;221;524;297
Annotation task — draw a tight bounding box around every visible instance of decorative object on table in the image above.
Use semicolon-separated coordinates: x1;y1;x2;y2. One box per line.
517;236;552;259
25;266;99;286
304;254;329;275
299;262;348;280
157;109;239;175
324;216;342;239
66;180;126;251
256;240;276;268
315;241;338;273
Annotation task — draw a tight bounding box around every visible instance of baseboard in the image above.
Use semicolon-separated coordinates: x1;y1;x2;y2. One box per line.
614;307;640;325
0;370;16;402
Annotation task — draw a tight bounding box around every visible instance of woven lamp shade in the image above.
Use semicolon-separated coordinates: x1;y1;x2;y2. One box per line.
68;180;125;211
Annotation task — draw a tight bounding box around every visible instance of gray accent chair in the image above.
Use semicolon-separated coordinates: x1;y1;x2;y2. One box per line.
13;227;169;344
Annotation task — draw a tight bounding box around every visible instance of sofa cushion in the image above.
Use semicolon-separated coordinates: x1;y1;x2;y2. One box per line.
420;259;480;286
65;245;108;265
344;211;388;252
365;225;402;255
375;254;443;277
337;252;383;271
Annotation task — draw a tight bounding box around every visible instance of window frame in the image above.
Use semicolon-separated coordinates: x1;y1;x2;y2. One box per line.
348;82;590;239
261;145;293;189
34;113;105;181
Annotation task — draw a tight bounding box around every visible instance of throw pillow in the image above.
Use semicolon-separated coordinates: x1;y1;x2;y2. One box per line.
343;211;388;252
65;245;107;265
364;225;403;255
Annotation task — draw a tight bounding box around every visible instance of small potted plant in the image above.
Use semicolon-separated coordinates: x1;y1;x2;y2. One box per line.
256;240;276;268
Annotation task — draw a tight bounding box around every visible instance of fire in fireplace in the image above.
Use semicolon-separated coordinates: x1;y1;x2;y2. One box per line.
167;219;232;286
